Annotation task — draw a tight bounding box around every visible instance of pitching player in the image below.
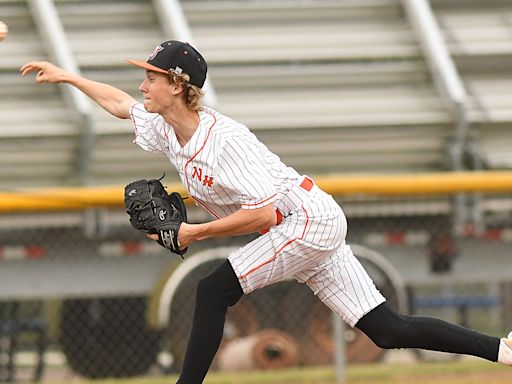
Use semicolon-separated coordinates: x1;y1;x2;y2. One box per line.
21;40;512;384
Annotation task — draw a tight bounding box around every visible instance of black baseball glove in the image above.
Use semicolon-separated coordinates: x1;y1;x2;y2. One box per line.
124;177;188;256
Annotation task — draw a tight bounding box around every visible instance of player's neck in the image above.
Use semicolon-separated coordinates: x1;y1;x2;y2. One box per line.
162;106;200;147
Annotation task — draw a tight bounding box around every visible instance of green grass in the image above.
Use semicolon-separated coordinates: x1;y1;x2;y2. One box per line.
62;360;512;384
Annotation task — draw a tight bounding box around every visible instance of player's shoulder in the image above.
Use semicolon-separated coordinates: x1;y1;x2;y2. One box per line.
202;107;251;140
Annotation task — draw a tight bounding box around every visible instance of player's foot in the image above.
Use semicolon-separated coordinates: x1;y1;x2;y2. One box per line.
497;332;512;366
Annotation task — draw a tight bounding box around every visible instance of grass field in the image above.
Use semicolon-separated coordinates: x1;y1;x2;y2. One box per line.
63;360;512;384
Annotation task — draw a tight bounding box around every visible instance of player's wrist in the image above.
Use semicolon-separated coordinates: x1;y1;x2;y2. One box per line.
188;222;210;241
61;72;81;85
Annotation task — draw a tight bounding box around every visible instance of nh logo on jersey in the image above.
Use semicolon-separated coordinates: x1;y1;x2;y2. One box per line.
192;167;214;187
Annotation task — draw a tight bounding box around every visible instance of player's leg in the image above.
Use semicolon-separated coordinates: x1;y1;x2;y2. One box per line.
177;190;348;383
355;301;500;361
301;242;386;328
177;259;243;384
177;208;319;384
305;242;512;365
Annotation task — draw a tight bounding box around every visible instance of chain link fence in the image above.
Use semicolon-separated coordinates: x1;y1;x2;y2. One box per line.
1;191;511;382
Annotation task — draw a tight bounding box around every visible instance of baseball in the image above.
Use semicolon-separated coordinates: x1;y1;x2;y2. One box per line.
0;21;8;41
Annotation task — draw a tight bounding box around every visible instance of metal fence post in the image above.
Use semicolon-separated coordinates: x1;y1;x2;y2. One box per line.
332;312;346;383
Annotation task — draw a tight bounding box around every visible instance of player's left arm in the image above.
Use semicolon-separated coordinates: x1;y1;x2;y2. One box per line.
149;138;278;248
190;137;278;238
179;204;277;246
148;204;277;248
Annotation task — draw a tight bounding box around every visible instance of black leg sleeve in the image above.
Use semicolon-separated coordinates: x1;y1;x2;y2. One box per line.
355;302;500;362
177;260;244;384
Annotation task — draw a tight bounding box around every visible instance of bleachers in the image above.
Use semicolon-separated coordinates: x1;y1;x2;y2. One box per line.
187;0;452;177
2;0;506;189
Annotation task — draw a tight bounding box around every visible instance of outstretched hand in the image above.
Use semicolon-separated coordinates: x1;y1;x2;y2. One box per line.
20;60;135;119
20;61;70;83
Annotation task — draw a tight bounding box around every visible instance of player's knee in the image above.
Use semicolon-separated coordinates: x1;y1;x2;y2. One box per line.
357;303;413;349
195;273;221;308
368;313;414;349
195;261;243;309
368;330;401;350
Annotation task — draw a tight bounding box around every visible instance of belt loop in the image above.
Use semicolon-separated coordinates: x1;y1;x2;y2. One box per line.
300;176;314;192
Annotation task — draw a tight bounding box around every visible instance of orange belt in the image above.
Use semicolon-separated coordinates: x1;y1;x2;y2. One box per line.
260;177;314;234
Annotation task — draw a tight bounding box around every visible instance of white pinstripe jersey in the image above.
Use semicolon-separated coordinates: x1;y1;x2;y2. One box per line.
129;102;386;325
129;103;301;218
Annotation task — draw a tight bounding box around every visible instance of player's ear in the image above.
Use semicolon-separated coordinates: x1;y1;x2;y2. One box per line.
165;74;182;95
170;83;184;95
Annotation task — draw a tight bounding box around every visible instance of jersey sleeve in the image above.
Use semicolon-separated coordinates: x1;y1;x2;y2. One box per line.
128;102;166;153
216;138;277;209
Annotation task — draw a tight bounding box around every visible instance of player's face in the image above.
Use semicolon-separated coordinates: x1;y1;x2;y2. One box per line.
139;71;175;113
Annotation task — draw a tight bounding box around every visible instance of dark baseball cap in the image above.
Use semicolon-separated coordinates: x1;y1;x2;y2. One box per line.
128;40;207;88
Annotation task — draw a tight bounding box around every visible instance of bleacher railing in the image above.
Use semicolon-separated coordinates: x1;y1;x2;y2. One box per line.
401;0;481;234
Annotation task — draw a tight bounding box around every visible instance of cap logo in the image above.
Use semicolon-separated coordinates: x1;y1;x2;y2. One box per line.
173;66;183;74
148;45;164;60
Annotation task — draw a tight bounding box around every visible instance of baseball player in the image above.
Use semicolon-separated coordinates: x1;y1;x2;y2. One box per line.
21;40;512;384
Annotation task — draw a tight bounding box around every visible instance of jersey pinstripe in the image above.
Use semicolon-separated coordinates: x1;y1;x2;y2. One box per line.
129;102;385;327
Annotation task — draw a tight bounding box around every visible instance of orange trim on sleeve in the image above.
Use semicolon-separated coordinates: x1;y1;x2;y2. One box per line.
258;209;284;235
276;209;283;225
241;193;277;208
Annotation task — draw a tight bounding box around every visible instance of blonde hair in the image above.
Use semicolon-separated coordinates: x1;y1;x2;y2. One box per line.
167;71;204;111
